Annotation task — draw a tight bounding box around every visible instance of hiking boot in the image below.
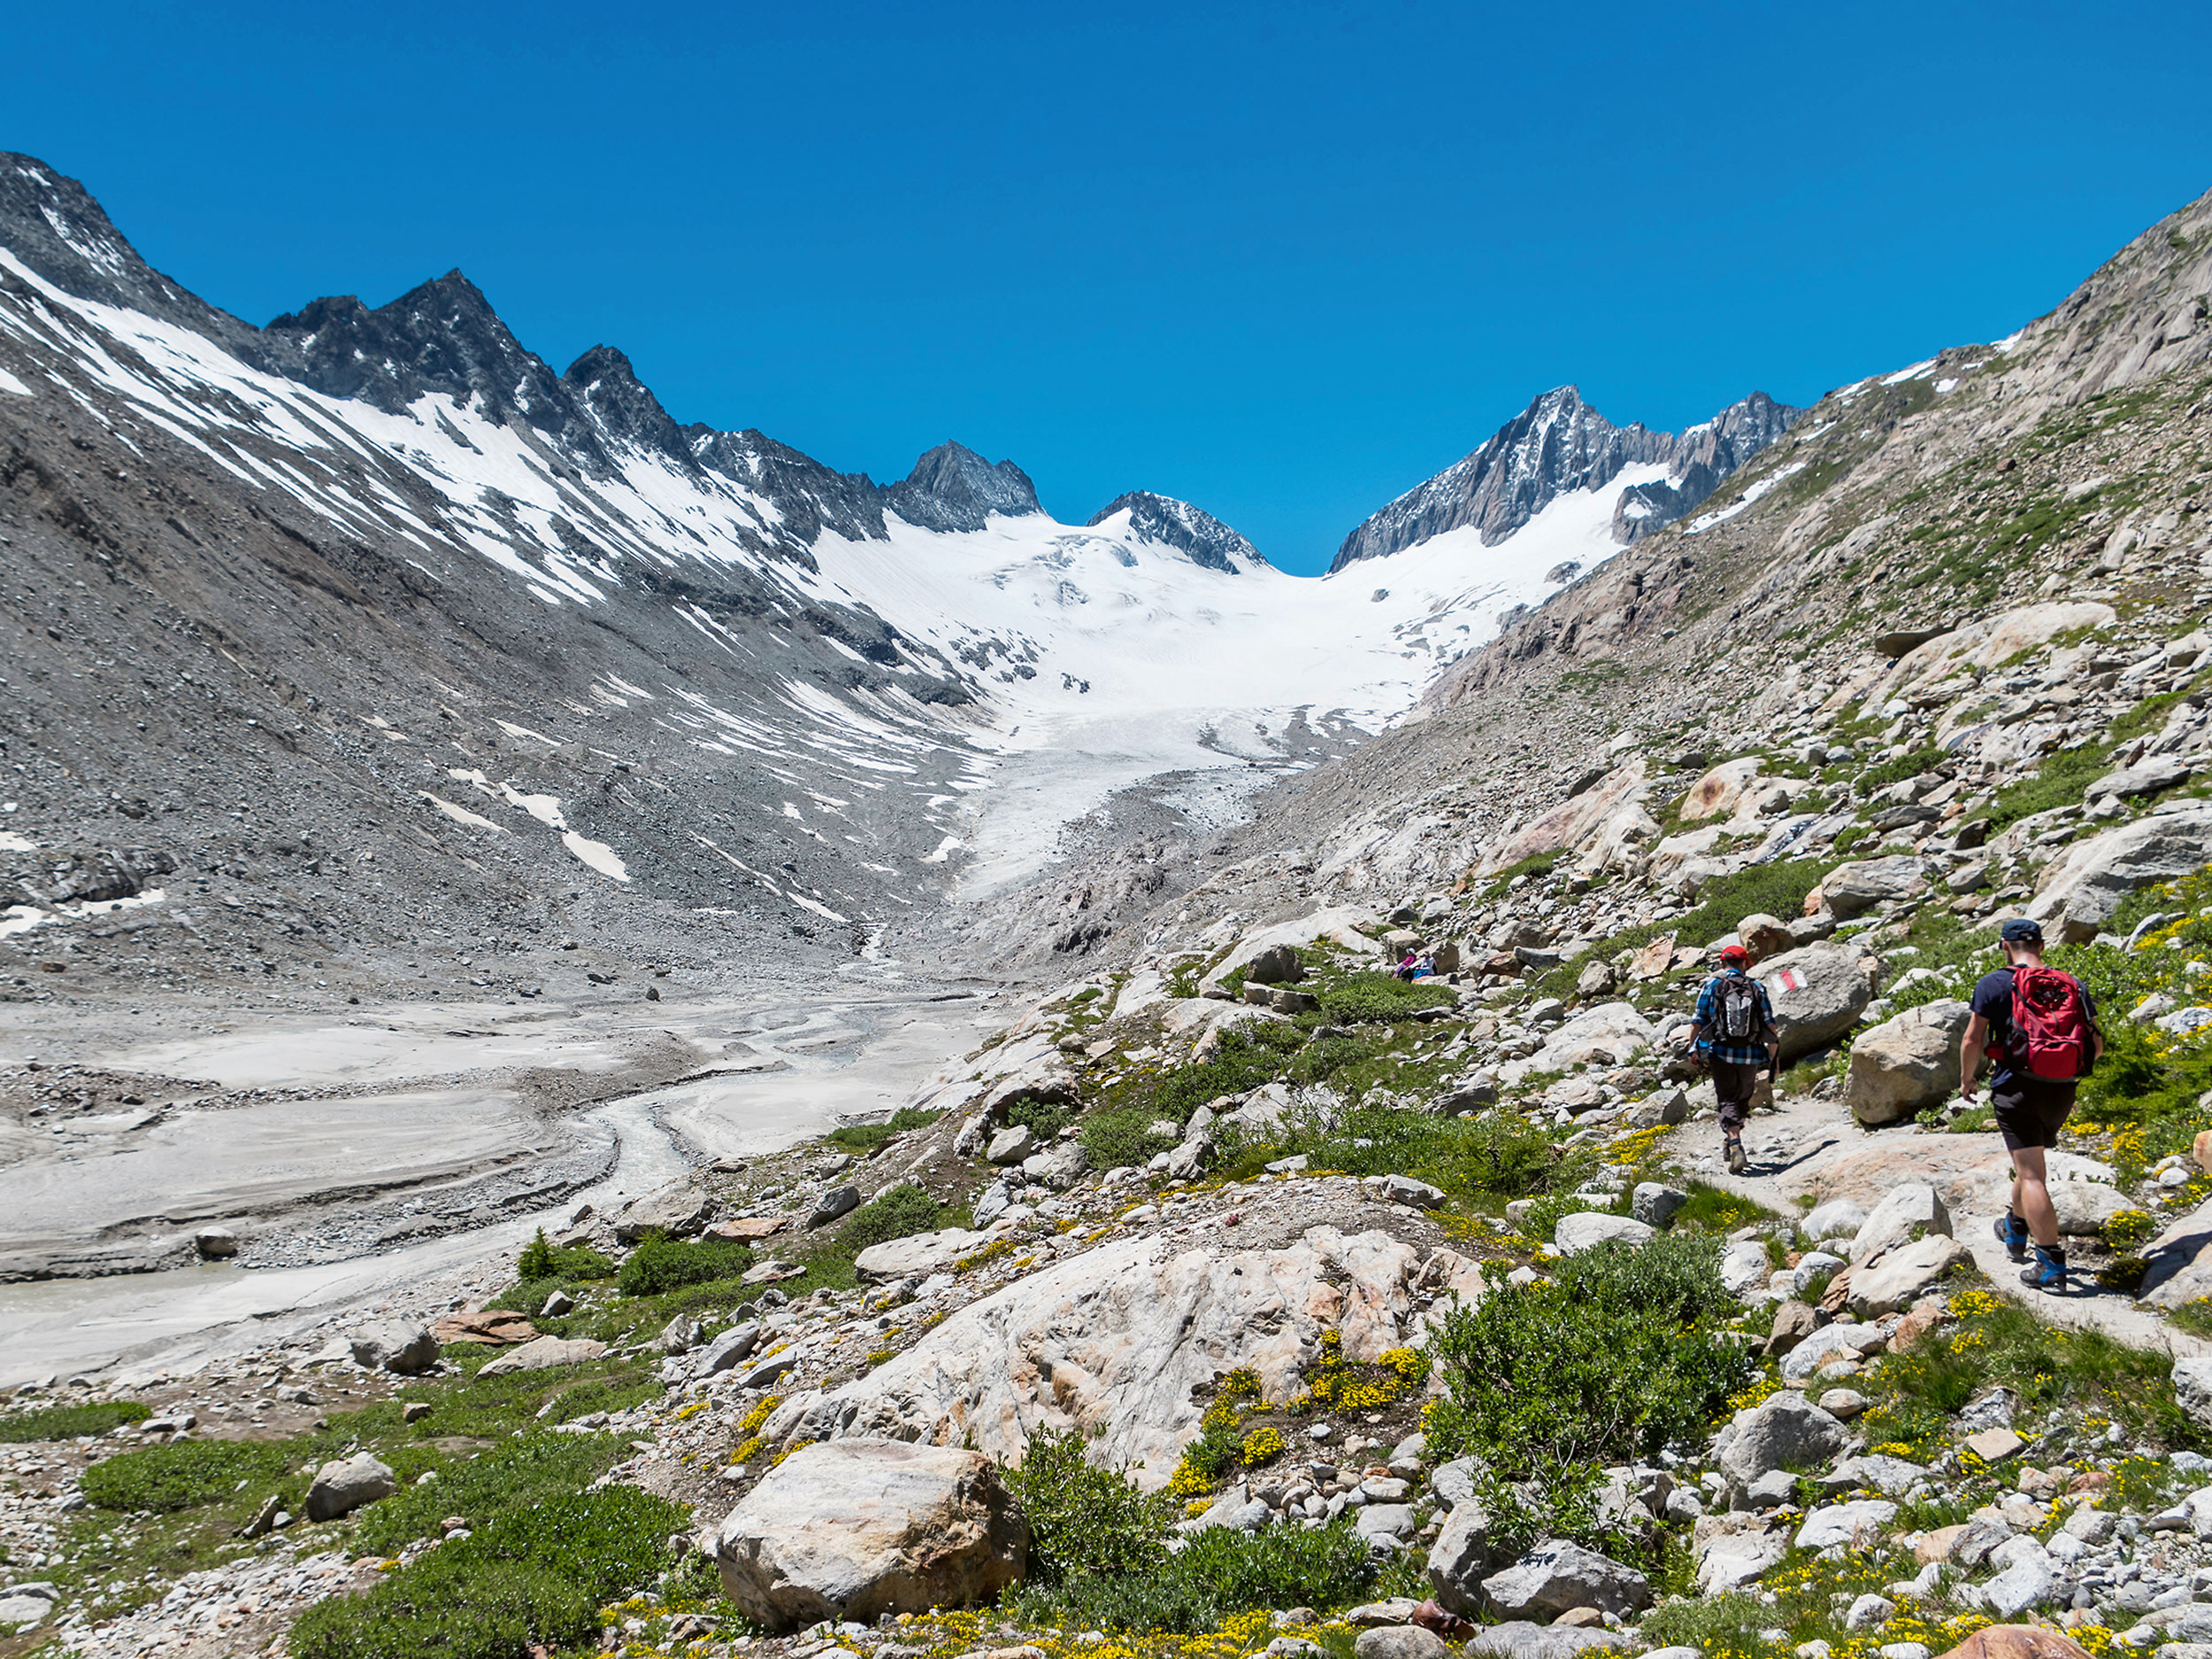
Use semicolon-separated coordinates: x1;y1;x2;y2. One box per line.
1724;1138;1748;1175
1993;1211;2030;1264
2021;1244;2068;1294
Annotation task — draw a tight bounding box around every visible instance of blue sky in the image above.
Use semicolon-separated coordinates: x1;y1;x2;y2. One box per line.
8;3;2211;573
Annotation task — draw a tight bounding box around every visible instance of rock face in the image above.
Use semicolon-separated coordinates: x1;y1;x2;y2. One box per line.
1332;386;1794;569
304;1453;398;1522
2025;804;2212;943
770;1226;1447;1486
1846;1000;1972;1125
1755;945;1873;1061
713;1440;1027;1630
349;1320;438;1376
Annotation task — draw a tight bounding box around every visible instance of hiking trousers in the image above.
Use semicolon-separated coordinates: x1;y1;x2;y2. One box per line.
1711;1060;1765;1133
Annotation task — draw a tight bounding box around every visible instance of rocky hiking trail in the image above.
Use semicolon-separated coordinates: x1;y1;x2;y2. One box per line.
1702;1085;2212;1361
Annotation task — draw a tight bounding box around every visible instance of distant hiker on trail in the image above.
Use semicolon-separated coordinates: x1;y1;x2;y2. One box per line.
1690;944;1779;1175
1962;918;2104;1294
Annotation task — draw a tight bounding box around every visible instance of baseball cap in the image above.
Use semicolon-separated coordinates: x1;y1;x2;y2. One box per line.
1718;944;1751;965
1999;918;2045;944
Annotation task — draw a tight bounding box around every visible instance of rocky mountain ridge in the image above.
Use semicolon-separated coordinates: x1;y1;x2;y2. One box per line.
1330;385;1800;572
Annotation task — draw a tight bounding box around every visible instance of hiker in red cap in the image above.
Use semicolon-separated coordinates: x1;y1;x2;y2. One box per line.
1690;942;1779;1174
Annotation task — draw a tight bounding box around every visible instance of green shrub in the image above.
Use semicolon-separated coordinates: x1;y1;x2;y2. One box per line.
1669;1182;1774;1233
1424;1234;1751;1472
1004;1427;1173;1582
0;1400;150;1442
1312;973;1456;1025
826;1105;945;1153
1985;742;2115;833
289;1484;685;1659
1006;1096;1075;1139
838;1184;947;1252
1855;746;1948;791
617;1235;754;1297
1080;1107;1184;1171
353;1432;632;1554
1019;1518;1379;1632
517;1229;616;1283
81;1437;296;1512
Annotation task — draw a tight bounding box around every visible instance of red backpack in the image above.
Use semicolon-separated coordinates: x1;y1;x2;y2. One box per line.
2003;965;2096;1080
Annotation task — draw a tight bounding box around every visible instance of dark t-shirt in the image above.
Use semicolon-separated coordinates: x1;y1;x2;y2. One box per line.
1970;965;2098;1096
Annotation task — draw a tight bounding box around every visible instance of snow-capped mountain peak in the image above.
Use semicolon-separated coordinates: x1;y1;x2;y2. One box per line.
1084;491;1268;573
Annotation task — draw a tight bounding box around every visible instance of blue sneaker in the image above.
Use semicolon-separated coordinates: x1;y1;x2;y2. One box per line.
1993;1212;2029;1264
2021;1244;2068;1294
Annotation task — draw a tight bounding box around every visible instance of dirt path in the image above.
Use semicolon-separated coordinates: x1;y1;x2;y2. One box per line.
1672;1084;2212;1358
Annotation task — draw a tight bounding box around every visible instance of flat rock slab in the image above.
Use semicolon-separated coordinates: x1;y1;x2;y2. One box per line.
477;1336;607;1376
852;1227;995;1280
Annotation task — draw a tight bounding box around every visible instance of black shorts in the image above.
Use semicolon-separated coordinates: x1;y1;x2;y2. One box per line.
1992;1079;2075;1151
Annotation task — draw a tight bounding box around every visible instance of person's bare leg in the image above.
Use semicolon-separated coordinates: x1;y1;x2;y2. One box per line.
2012;1146;2059;1248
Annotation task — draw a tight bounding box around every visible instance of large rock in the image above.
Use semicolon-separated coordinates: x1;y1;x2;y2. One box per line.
1802;1198;1867;1242
1779;1322;1889;1383
1245;943;1306;985
1846;1234;1972;1317
1694;1526;1788;1593
2024;803;2212;944
1355;1630;1448;1659
2086;756;2192;801
1523;1002;1656;1072
1479;1540;1652;1618
1717;1392;1849;1500
1932;1630;2099;1659
2144;1195;2212;1309
853;1227;995;1281
1818;857;1929;920
1755;945;1874;1062
771;1225;1435;1487
1427;1499;1508;1617
1199;906;1385;992
304;1452;398;1522
713;1440;1026;1630
476;1335;608;1376
1468;1624;1632;1659
2172;1358;2212;1428
695;1322;764;1375
1846;1001;1973;1126
1794;1499;1898;1549
1720;1239;1771;1295
349;1319;439;1376
1850;1183;1951;1261
1680;758;1763;824
1553;1213;1655;1255
613;1180;713;1242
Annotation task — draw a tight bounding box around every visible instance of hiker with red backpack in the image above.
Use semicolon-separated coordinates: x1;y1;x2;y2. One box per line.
1690;944;1780;1175
1961;918;2104;1294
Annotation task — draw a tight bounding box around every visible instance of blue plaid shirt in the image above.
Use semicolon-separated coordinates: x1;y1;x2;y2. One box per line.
1694;969;1778;1066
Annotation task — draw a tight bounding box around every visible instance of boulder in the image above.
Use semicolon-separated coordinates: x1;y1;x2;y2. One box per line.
193;1225;239;1259
1719;1239;1771;1295
1755;945;1874;1062
1846;1002;1972;1126
349;1319;439;1376
1695;1527;1787;1593
1246;944;1306;985
1479;1540;1652;1618
1819;857;1929;920
2024;803;2212;944
1802;1198;1867;1242
789;1225;1435;1486
1932;1630;2097;1659
1680;758;1764;824
1738;913;1793;961
2085;756;2191;801
1355;1631;1449;1659
1779;1321;1888;1383
304;1452;398;1522
1631;1184;1687;1228
1850;1183;1951;1261
1427;1499;1508;1617
476;1336;608;1377
987;1125;1036;1164
1022;1141;1090;1189
1627;935;1676;981
2171;1358;2212;1428
695;1323;764;1375
1717;1392;1849;1499
1467;1624;1632;1659
1794;1499;1898;1550
1763;1301;1818;1357
713;1440;1026;1630
613;1180;713;1242
1523;1002;1656;1072
806;1186;864;1229
1553;1213;1655;1255
854;1228;995;1282
1846;1234;1972;1317
2139;1194;2212;1308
